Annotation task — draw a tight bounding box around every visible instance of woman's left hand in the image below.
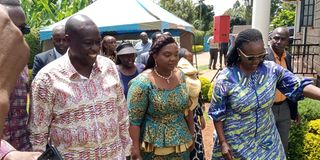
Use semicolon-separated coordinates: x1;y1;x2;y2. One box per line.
188;141;195;152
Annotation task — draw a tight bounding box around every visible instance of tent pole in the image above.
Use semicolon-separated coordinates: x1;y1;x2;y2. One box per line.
192;33;198;71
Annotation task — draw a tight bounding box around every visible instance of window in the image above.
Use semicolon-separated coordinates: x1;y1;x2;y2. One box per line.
300;0;315;27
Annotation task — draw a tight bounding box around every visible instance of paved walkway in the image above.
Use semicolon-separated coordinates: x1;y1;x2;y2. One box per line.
193;51;225;159
194;52;223;81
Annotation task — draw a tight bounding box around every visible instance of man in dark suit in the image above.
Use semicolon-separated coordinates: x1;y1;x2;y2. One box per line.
265;27;299;155
32;25;68;79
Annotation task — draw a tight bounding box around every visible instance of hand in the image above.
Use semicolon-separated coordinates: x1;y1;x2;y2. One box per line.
293;114;301;125
200;116;206;130
131;146;142;160
4;151;41;160
188;141;195;152
220;141;234;160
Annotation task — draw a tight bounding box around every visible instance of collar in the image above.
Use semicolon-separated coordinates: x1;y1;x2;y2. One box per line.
53;48;64;58
271;47;286;60
64;51;102;80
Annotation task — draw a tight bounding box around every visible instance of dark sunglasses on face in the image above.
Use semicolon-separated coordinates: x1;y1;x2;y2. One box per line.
238;48;267;61
19;25;30;35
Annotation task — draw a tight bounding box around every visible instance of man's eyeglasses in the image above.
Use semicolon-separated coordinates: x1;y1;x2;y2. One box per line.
238;48;267;61
19;25;30;35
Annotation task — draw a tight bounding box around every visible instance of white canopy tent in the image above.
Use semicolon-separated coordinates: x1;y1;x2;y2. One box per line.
39;0;195;51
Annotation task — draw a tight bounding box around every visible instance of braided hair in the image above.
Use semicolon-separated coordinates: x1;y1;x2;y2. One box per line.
227;29;263;67
145;34;177;70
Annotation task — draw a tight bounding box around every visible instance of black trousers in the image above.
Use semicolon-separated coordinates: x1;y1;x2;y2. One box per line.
219;47;228;68
209;48;219;69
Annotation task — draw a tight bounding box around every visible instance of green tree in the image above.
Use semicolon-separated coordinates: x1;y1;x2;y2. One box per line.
159;0;214;32
271;3;296;29
194;2;214;32
21;0;91;68
160;0;196;26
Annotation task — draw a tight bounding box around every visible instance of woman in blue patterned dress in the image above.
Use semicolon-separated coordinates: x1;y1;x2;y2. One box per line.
127;35;195;160
209;29;320;160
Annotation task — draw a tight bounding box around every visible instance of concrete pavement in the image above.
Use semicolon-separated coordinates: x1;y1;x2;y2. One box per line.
193;52;224;81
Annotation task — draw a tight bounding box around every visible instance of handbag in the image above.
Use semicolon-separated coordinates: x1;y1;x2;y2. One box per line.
37;144;64;160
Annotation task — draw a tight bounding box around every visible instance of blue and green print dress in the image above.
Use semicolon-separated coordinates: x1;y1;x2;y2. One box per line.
209;61;312;159
127;72;193;159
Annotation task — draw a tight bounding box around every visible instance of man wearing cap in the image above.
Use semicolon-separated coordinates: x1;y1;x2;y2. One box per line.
115;42;144;98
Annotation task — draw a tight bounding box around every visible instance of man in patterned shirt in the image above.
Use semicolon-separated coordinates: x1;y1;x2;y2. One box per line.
29;14;132;159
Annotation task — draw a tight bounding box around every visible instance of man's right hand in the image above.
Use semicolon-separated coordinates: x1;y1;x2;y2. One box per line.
130;146;142;160
221;141;234;160
4;151;41;160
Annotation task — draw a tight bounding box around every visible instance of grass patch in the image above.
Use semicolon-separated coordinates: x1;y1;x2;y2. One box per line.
196;65;209;72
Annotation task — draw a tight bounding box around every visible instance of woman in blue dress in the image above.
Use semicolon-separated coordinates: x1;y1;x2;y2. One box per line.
127;35;195;159
209;29;320;160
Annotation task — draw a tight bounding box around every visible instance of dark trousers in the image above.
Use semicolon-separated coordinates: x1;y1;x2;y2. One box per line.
272;101;291;155
209;48;219;69
219;47;228;68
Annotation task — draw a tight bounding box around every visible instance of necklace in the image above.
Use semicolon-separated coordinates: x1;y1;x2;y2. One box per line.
154;68;173;84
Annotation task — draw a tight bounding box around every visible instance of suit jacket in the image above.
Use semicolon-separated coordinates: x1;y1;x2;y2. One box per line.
265;47;298;120
32;49;58;79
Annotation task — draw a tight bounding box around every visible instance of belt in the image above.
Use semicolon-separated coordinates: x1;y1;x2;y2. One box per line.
274;100;286;105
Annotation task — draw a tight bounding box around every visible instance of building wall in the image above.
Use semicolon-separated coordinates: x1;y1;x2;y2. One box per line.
296;0;320;80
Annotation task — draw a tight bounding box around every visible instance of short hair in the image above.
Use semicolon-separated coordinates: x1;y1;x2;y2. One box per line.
178;48;187;59
101;35;116;54
0;0;21;6
151;31;161;43
52;25;65;35
226;29;263;67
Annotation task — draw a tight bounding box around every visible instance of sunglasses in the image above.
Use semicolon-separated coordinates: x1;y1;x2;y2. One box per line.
238;48;267;61
19;25;30;35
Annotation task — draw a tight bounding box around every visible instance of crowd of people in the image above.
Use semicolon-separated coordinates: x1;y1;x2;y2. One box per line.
1;0;320;160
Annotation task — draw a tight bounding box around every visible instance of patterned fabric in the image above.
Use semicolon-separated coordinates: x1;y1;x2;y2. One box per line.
177;57;201;111
3;66;31;151
0;140;16;159
209;61;312;159
142;151;190;160
29;54;131;160
127;71;193;157
190;102;205;160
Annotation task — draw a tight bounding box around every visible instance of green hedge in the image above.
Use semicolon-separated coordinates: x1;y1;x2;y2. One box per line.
192;45;204;53
199;76;211;103
288;98;320;160
194;30;205;45
25;28;41;69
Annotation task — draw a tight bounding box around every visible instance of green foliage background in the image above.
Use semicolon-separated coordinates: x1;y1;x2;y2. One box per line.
199;76;211;103
271;3;296;29
288;99;320;160
21;0;91;68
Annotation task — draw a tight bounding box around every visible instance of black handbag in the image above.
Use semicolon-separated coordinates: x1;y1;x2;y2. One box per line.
37;144;64;160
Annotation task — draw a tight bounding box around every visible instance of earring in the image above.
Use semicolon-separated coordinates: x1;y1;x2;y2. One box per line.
155;60;158;68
